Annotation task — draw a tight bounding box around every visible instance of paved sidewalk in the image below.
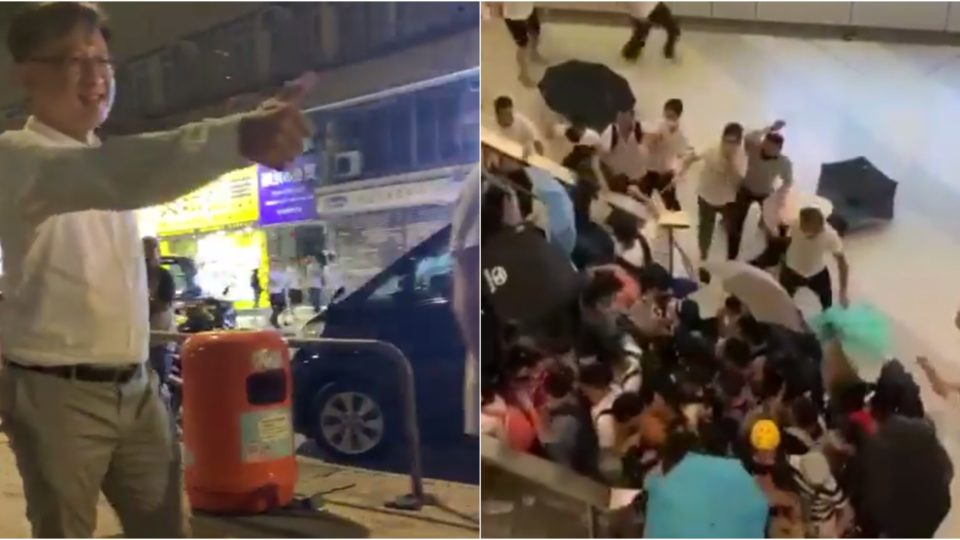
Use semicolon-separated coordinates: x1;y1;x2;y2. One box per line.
0;434;478;538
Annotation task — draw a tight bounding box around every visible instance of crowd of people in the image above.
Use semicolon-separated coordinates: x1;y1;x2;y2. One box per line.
481;9;953;536
262;252;344;328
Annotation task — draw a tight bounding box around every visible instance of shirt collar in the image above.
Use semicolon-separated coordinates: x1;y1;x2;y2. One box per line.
24;116;99;147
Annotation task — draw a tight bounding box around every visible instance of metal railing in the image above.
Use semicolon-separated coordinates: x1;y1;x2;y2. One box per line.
152;330;432;512
481;435;627;538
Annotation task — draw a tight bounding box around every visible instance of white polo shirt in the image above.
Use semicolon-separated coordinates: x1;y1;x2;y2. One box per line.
785;224;843;278
698;145;746;206
646;120;691;174
495;112;543;156
0;115;247;367
600;122;649;180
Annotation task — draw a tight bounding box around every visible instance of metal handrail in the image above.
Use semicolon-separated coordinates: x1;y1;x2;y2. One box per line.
152;330;431;511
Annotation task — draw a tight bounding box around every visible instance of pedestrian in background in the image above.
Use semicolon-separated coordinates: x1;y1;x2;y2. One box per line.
622;2;682;60
306;254;325;313
143;237;175;394
268;257;289;328
250;267;262;307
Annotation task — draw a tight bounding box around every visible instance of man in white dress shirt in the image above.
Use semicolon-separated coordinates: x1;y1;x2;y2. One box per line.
780;207;850;310
640;98;691;211
599;109;648;193
0;3;308;537
681;122;746;262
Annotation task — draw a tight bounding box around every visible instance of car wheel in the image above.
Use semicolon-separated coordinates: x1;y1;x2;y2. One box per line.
312;380;397;461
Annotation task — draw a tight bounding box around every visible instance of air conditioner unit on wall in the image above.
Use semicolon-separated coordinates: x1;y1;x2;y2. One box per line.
334;151;363;179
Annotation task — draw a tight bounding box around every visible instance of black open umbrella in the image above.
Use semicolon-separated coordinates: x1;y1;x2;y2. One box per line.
482;226;580;327
861;415;953;537
816;157;898;234
538;60;635;132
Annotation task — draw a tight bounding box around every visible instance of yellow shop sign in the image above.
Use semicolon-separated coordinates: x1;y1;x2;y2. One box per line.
155;166;259;235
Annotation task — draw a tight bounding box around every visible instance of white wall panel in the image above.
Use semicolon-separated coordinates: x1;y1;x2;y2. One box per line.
851;2;949;31
711;2;758;20
757;2;853;26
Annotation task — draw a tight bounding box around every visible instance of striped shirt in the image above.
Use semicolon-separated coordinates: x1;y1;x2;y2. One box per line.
786;440;847;538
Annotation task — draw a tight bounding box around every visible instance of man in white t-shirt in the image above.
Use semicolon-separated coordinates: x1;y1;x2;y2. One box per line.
640;98;691;211
621;2;681;60
494;95;544;157
681;122;747;261
501;2;542;86
600;109;648;193
780;207;850;310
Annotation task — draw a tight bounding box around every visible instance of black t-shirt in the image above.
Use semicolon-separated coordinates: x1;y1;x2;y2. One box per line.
147;264;176;315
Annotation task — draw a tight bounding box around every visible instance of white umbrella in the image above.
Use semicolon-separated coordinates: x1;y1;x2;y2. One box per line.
704;260;805;332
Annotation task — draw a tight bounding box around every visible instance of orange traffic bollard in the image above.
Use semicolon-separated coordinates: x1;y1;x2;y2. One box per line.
181;330;297;513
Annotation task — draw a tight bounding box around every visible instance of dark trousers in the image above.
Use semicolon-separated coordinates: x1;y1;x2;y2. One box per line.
622;2;681;59
639;170;681;211
728;187;771;261
289;288;304;305
269;293;286;329
780;265;833;310
504;9;541;48
697;197;736;259
309;287;323;313
252;287;262;308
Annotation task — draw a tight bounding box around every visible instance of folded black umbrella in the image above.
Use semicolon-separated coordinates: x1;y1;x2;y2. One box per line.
816;157;898;234
538;60;635;132
861;415;953;537
482;226;580;327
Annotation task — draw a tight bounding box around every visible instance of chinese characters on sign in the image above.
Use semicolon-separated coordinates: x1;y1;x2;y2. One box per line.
257;156;319;226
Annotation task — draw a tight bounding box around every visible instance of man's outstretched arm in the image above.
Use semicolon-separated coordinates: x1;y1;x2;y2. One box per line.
0;81;310;221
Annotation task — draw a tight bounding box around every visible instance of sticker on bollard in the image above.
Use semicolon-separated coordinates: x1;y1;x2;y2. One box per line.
241;409;294;462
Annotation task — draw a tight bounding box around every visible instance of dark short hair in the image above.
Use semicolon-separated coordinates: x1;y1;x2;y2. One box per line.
142;236;159;250
722;122;744;140
639;263;671;293
7;2;111;63
664;98;683;117
722;338;752;370
581;269;623;309
764;132;784;148
611;391;645;423
578;361;614;389
543;365;576;399
494;95;513;112
799;207;824;227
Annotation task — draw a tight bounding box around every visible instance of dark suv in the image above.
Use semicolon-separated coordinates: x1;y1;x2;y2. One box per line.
290;226;476;483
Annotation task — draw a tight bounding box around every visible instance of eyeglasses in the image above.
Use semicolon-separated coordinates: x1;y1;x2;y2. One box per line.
25;55;114;74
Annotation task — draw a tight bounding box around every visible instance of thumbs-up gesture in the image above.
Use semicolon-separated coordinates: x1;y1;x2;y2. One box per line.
239;72;316;170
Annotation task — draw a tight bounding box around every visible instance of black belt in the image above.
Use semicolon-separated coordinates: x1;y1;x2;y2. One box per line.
4;359;142;383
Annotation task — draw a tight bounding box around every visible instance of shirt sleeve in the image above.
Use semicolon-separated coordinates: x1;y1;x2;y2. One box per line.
517;114;543;145
779;156;795;187
0;114;249;221
596;413;617;449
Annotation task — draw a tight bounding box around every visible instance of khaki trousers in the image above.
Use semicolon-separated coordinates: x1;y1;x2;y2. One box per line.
0;363;189;538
